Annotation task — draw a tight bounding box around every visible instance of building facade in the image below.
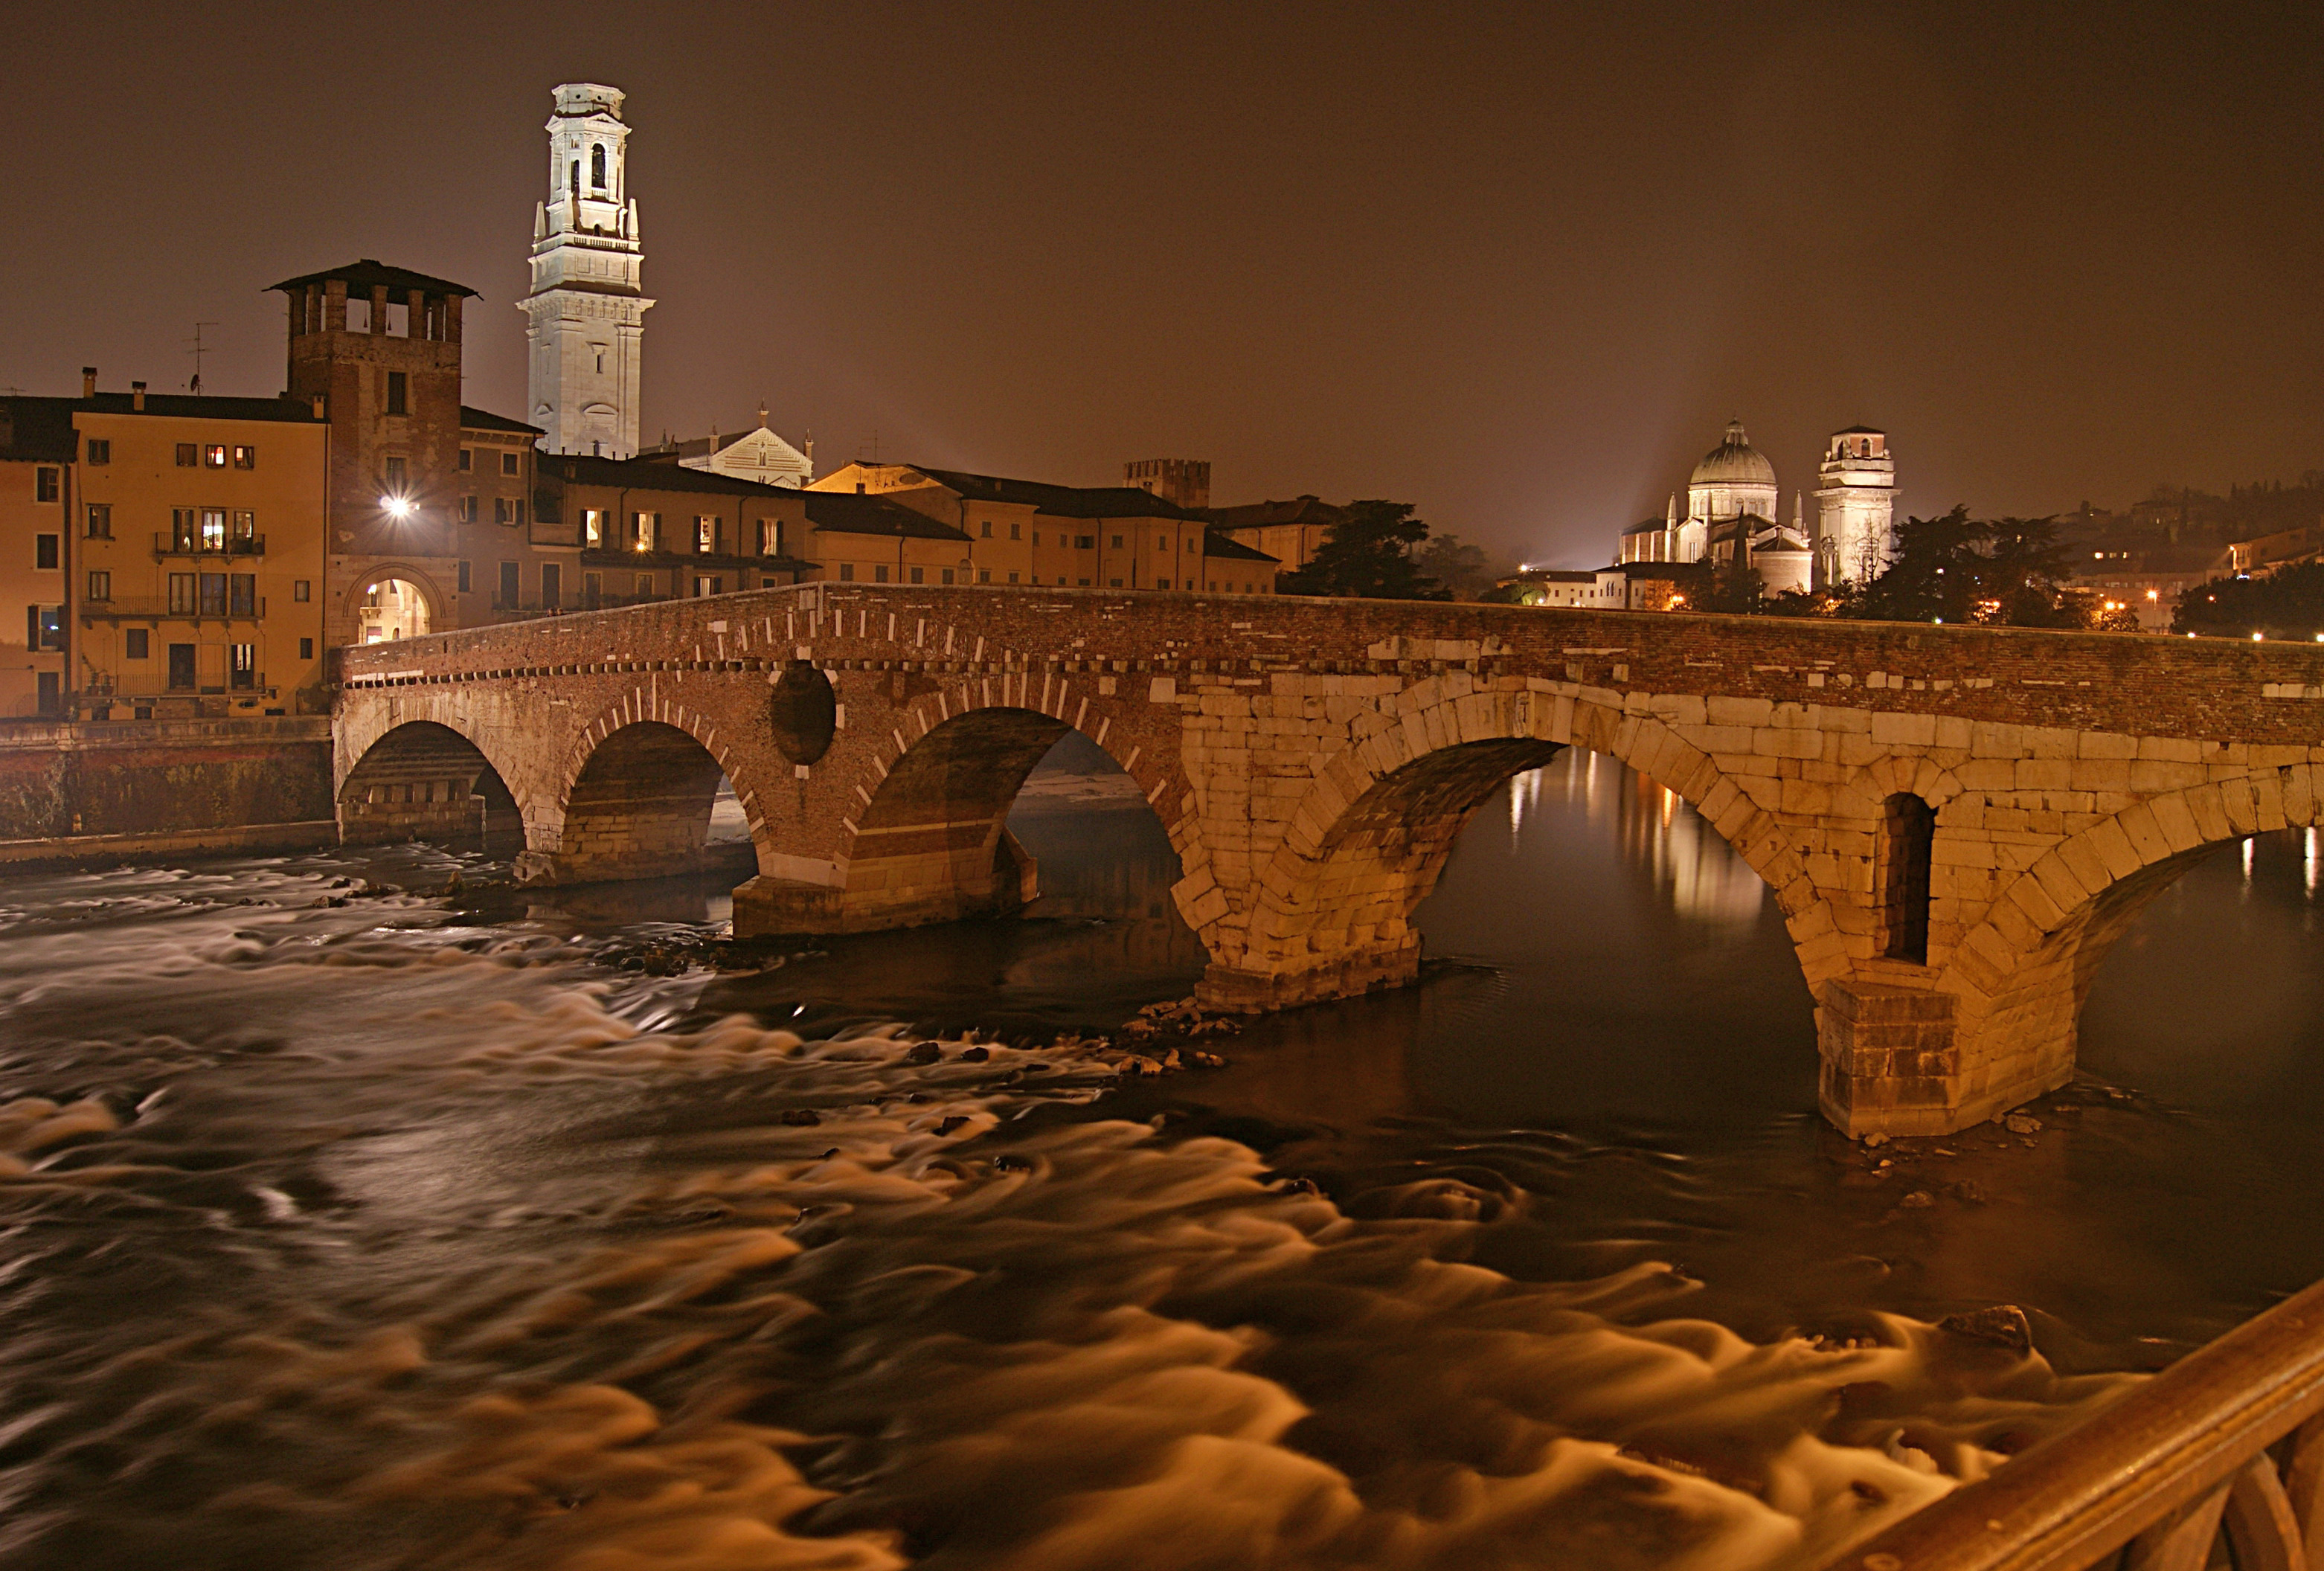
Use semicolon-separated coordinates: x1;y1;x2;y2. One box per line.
1814;426;1897;587
636;411;814;489
1;379;331;719
810;463;1278;593
523;83;652;459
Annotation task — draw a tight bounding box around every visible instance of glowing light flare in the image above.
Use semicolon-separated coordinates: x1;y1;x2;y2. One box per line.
381;495;414;520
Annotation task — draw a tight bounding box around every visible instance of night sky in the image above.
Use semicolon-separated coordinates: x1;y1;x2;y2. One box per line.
8;1;2319;565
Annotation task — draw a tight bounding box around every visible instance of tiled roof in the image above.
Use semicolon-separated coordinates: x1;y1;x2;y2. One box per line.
0;397;82;462
1202;531;1279;563
269;258;479;298
1204;495;1347;529
550;453;802;499
911;466;1207;521
460;406;543;436
75;391;325;425
803;490;973;542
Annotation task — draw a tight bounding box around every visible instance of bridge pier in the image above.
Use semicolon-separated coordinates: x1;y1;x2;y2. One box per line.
732;826;1040;934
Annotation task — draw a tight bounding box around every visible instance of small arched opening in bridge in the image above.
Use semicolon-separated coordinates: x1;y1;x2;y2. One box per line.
551;721;742;885
1875;792;1936;964
339;721;521;855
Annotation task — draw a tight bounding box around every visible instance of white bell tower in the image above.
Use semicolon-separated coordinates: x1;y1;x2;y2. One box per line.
523;83;654;458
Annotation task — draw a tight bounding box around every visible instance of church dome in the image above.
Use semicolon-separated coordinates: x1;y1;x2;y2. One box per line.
1690;420;1777;488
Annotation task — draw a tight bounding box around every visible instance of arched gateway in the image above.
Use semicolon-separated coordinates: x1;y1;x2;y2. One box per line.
336;585;2324;1139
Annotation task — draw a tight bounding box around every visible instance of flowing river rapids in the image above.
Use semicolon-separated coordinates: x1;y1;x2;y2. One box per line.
3;745;2320;1570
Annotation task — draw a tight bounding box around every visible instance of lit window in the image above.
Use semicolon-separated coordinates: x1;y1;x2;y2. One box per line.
86;571;110;600
583;510;604;547
697;515;716;553
204;445;228;468
233;446;255;469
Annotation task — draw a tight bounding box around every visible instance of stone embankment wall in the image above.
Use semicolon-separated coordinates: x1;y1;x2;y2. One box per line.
0;718;333;864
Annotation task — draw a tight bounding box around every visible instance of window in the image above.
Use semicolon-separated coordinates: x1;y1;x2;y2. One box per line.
199;573;227;617
591;144;606;188
1009;522;1021;541
86;503;111;538
1111;535;1124;549
460;495;478;523
205;445;227;468
513;498;525;526
594;351;605;374
458;448;472;472
980;521;993;538
229;574;255;617
232;510;254;544
635;572;656;597
298;637;313;661
756;518;780;556
874;564;889;582
1109;578;1123;588
941;568;955;585
125;629;149;661
498;562;519;606
542;563;562;608
457;560;472;594
230;644;256;690
696;515;717;553
293;579;309;602
1078;578;1091;587
26;606;62;651
176;444;197;467
201;509;226;550
1075;534;1093;550
1157;578;1170;590
86;571;110;601
694;575;722;597
1878;794;1936;963
839;563;854;581
632;513;658;550
168;574;196;614
499;452;519;477
582;571;601;608
35;468;59;502
232;446;254;469
167;644;196;690
35;672;58;716
909;566;924;585
583;509;605;547
980;570;992;584
495;498;513;525
85;439;110;466
34;535;57;571
385;372;408;416
384;456;407;493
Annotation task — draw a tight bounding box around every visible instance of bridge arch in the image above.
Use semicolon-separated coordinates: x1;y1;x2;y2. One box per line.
1208;686;1806;1010
337;719;522;852
734;687;1204;940
521;714;760;886
1914;768;2320;1122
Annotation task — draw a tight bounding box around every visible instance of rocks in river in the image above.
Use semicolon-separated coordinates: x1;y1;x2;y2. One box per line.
958;1046;991;1063
933;1116;969;1136
777;1109;821;1127
1898;1190;1936;1209
902;1042;943;1066
2003;1114;2043;1135
1936;1304;2034;1355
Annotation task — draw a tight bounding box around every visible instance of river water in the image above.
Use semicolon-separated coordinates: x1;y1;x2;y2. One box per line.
0;745;2317;1570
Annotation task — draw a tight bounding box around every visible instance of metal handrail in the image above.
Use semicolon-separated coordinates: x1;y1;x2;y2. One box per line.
1823;1276;2324;1571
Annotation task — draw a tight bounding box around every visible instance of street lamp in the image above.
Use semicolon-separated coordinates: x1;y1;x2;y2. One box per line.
382;495;413;520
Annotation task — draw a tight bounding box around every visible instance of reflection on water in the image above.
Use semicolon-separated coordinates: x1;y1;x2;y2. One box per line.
0;742;2319;1567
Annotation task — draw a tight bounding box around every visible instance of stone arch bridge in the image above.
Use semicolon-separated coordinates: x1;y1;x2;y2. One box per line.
335;585;2324;1137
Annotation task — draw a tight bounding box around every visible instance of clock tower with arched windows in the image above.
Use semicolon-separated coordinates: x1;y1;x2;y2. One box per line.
522;83;654;458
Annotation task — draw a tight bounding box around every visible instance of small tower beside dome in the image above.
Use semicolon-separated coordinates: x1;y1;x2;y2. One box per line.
1814;427;1897;588
523;83;655;458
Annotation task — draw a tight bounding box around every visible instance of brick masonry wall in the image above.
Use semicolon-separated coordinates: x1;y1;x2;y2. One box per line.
336;588;2324;1135
0;717;332;843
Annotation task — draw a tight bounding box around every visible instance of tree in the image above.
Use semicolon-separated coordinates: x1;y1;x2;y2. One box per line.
2173;560;2324;639
1412;531;1515;601
1844;508;2079;626
1701;551;1763;614
1279;501;1450;600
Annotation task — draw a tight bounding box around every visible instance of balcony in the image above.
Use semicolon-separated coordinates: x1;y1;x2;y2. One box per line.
153;532;266;558
79;597;266;622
